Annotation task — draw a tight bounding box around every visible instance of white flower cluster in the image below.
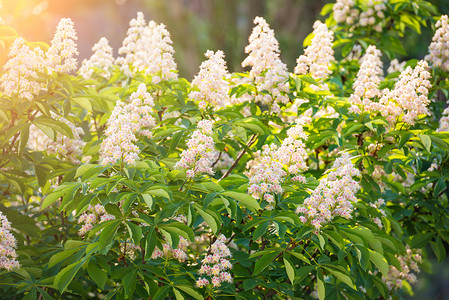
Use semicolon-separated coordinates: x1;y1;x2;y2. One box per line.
246;123;308;210
438;106;449;132
189;50;230;110
349;48;431;126
333;0;386;32
28;115;85;163
196;234;233;288
116;12;178;82
46;18;79;73
1;37;46;101
349;45;384;114
100;83;156;165
1;18;80;100
242;17;289;113
382;247;421;291
174;120;216;178
115;12;146;76
296;153;361;232
295;21;334;80
0;211;20;271
379;60;431;125
387;59;406;74
425;15;449;72
79;37;114;80
78;204;115;236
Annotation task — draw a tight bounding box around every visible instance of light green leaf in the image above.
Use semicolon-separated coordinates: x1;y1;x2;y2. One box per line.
317;276;325;300
176;286;204;300
284;256;295;285
221;191;261;212
369;250;389;276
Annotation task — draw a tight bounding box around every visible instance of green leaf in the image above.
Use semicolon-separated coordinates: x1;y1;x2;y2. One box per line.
431;236;446;263
317;275;325;300
18;123;30;154
41;187;66;210
318;234;325;250
48;249;79;268
355;245;370;271
123;269;137;298
144;227;157;260
54;258;86;293
126;221;143;245
252;220;269;241
369;250;389;276
253;249;281;275
295;265;316;283
411;232;435;248
287;250;311;265
34;115;74;139
173;288;184;300
283;256;295;285
153;285;170;300
72;97;92;111
398;133;412;149
194;206;219;234
418;134;431;152
75;164;97;178
176;286;204;300
144;188;170;199
221;191;261;212
141;194;154;210
243;279;257;291
99;220;120;250
87;260;107;289
323;266;355;290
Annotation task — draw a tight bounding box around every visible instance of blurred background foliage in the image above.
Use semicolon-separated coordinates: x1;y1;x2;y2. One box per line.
1;0;449;298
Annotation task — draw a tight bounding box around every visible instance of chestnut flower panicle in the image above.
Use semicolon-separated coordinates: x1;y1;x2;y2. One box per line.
137;21;178;83
247;122;308;210
295;21;335;80
0;211;20;271
349;45;384;114
116;12;147;77
296;153;361;232
379;60;431;125
387;59;406;74
196;234;233;288
242;17;289;113
333;0;387;32
78;204;115;236
425;15;449;72
189;50;230;110
79;37;114;80
438;106;449;132
46;18;79;73
1;37;47;101
116;13;178;82
100;83;156;165
174;120;216;178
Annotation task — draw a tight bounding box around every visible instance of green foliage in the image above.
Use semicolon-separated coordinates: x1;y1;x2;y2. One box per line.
1;1;449;299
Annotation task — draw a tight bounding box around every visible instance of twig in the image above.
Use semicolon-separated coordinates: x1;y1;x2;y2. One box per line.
211;151;222;168
219;134;258;181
